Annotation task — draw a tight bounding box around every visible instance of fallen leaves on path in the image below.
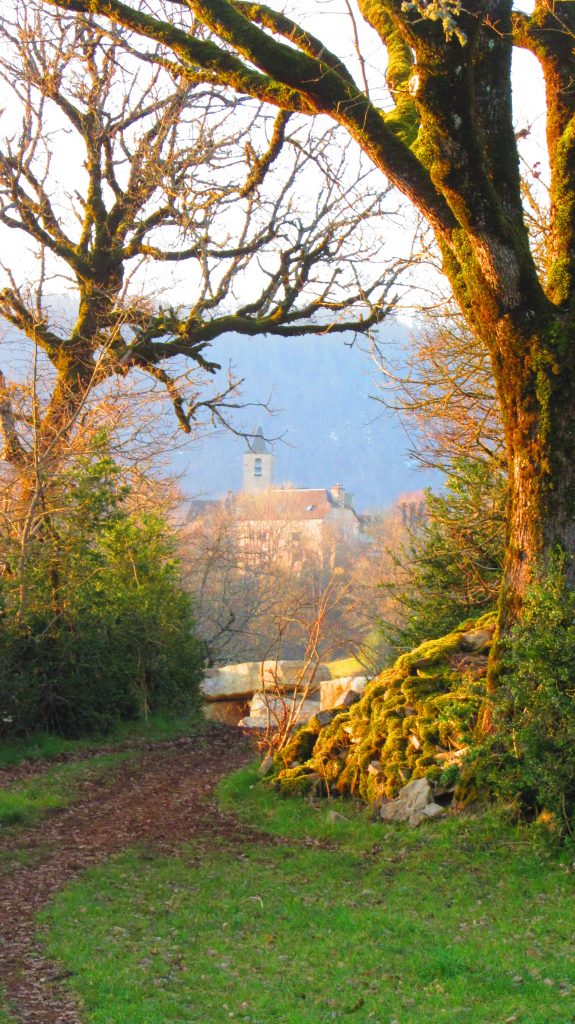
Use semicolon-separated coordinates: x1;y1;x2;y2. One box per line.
0;725;262;1024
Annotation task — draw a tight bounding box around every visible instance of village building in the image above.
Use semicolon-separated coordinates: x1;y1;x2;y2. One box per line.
235;428;363;571
186;428;364;572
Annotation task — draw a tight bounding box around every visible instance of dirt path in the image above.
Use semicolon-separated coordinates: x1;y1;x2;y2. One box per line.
0;725;265;1024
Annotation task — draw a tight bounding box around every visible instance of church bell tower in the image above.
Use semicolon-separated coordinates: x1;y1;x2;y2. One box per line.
242;427;275;492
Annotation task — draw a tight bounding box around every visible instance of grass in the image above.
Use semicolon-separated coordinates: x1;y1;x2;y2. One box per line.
0;996;15;1024
0;846;43;869
39;765;575;1024
0;710;206;769
325;656;367;679
0;753;130;828
0;710;206;1021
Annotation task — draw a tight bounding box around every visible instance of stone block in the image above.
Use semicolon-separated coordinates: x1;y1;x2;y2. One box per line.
264;661;330;690
201;659;329;702
320;675;367;710
249;691;320;723
201;662;263;701
334;689;362;709
237;716;267;730
380;777;434;824
459;627;493;651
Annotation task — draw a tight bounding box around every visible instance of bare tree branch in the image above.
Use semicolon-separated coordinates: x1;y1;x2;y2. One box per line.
0;2;406;468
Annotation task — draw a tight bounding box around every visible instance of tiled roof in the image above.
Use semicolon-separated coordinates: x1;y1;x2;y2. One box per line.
236;488;335;521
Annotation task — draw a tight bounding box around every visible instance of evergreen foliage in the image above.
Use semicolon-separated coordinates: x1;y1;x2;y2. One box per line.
382;459;505;654
0;443;204;737
476;555;575;831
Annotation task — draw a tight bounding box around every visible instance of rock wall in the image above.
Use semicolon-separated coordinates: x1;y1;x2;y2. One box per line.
273;615;495;802
201;660;331;702
201;659;370;730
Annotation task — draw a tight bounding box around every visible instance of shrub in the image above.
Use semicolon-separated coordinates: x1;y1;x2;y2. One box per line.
0;447;204;738
479;555;575;830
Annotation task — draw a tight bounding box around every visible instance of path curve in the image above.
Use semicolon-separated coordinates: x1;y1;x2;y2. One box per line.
0;725;262;1024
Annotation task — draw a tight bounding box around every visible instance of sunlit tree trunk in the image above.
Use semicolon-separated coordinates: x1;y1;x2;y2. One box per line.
496;327;575;625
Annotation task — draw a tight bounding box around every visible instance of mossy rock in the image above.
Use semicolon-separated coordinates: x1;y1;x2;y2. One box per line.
275;718;322;769
271;766;322;798
274;615;495;803
395;633;463;672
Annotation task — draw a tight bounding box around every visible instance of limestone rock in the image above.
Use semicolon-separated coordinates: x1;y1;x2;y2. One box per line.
459;627;493;651
201;663;265;702
380;777;434;824
320;675;367;711
422;801;445;818
237;716;267;730
334;689;362;709
409;802;446;827
258;755;275;777
239;690;322;731
271;661;330;689
249;692;320;723
201;660;329;702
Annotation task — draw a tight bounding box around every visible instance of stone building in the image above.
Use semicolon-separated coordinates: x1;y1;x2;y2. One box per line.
186;427;364;571
235;429;362;570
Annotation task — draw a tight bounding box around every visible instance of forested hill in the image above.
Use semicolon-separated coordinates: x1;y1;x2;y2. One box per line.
1;310;439;510
176;324;440;510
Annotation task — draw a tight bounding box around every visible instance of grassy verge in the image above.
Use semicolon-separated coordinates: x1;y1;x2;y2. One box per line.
0;711;206;769
39;765;575;1023
0;984;17;1024
0;753;131;828
0;997;15;1024
325;656;366;679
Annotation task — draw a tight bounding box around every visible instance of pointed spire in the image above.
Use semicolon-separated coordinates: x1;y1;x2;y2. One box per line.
251;426;269;454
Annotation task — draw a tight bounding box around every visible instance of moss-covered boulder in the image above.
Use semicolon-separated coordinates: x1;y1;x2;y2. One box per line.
273;615;495;803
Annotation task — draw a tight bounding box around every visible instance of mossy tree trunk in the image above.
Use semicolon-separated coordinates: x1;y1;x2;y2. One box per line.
495;323;575;629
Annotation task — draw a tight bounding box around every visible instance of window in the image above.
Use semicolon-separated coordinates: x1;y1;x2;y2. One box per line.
254;457;262;477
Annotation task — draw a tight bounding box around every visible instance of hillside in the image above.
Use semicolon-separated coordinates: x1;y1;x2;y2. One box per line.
174;324;440;509
1;310;440;510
